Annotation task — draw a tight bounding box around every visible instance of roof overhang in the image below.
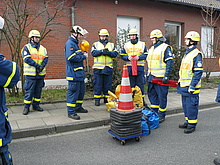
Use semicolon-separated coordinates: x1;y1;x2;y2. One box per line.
157;0;220;11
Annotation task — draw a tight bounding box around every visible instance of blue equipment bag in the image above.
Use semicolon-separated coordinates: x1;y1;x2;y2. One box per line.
142;110;159;129
141;114;150;136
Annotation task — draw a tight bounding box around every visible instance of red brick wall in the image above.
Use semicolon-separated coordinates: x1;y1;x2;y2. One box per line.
1;0;220;79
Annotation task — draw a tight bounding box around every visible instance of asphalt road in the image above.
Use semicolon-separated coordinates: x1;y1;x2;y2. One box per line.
10;106;220;165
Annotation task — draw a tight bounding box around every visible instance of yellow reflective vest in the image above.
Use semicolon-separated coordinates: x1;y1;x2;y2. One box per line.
179;48;201;90
92;42;115;69
23;43;47;76
124;41;146;66
147;43;169;77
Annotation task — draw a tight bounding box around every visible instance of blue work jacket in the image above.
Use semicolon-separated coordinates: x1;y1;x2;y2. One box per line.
64;36;86;82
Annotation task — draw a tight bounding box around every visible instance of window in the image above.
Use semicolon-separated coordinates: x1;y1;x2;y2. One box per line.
164;21;182;47
201;25;214;57
117;16;140;51
117;15;140;35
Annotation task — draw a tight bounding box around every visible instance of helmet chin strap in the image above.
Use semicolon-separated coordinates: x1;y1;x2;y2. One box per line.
30;38;39;45
72;33;79;40
186;40;194;47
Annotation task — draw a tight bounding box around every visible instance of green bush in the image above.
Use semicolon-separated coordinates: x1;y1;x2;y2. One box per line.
169;45;186;81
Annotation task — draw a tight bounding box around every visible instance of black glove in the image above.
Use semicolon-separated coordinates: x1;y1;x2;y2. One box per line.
162;76;169;84
102;48;111;56
36;65;44;73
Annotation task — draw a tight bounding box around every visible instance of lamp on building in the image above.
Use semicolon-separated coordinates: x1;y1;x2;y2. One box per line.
115;0;118;4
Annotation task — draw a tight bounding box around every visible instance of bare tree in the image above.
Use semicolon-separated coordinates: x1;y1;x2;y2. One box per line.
201;5;220;81
0;0;70;96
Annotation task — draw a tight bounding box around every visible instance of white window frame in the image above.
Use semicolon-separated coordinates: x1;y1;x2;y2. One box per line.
201;25;214;58
117;15;140;36
164;21;182;47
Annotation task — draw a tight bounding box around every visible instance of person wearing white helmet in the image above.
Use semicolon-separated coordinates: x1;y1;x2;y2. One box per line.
178;31;203;134
146;29;174;123
64;25;89;120
0;16;20;165
22;30;48;115
120;28;148;108
91;29;118;106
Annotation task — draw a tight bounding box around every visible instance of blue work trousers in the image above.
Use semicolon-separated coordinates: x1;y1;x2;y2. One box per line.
215;82;220;103
93;72;112;101
67;81;85;115
181;95;199;127
148;82;169;117
24;78;44;108
0;145;13;165
129;70;145;97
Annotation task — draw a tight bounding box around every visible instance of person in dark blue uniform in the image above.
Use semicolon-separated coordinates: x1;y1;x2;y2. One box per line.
64;26;88;120
178;31;203;134
146;29;174;123
22;30;48;115
0;52;20;164
91;29;118;106
0;16;20;165
120;29;148;107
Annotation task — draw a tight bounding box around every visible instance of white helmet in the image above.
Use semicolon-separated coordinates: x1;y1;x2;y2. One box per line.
71;25;88;36
28;30;41;38
128;29;138;35
99;29;109;36
185;31;200;42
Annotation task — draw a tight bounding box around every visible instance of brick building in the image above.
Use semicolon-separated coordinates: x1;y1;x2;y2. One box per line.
1;0;220;83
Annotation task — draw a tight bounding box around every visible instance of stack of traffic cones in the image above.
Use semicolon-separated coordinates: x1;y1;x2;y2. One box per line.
110;65;142;137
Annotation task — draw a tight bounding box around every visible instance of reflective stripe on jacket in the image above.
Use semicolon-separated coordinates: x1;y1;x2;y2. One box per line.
124;41;146;66
147;43;168;77
0;60;20;88
92;42;115;69
23;43;47;76
179;48;202;91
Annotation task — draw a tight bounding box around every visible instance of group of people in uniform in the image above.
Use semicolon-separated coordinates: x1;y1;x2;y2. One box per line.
0;16;204;163
64;25;203;136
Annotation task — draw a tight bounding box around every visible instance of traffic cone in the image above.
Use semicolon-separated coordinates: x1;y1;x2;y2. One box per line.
117;65;134;111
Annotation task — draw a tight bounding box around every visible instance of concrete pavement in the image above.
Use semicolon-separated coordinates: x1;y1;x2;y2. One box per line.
7;88;220;139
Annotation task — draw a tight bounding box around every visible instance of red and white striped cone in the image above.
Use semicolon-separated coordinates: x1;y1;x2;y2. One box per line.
117;65;135;111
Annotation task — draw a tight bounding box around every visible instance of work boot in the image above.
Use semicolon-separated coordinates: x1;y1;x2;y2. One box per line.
33;106;44;112
23;107;30;115
68;113;80;120
184;126;195;134
95;100;100;106
76;107;88;113
214;158;220;165
104;98;108;103
159;117;165;123
179;123;188;129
